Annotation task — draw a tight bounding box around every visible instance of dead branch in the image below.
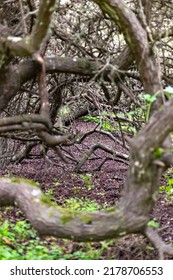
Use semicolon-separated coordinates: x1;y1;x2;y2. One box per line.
37;131;72;146
0;114;50;128
0;0;56;57
34;53;51;123
74;143;128;172
145;227;173;259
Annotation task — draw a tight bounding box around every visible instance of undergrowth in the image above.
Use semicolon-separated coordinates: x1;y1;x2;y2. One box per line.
0;197;111;260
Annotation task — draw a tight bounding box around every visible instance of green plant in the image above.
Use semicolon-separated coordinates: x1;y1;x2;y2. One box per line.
72;186;82;194
82;115;99;123
0;219;63;260
63;241;112;260
157;166;173;206
58;105;71;116
45;187;54;196
160;169;173;203
80;173;94;190
147;219;160;228
61;240;115;260
141;93;157;122
83;111;141;134
52;178;60;187
63;197;101;212
102;120;115;131
82;115;115;131
140;87;173;122
0;199;112;260
45;180;58;199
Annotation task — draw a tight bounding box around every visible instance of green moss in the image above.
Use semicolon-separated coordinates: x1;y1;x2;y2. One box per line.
61;211;94;225
97;1;120;25
153;147;164;159
10;177;40;188
60;211;76;225
119;231;127;236
104;207;116;213
125;33;132;46
79;213;93;224
48;209;56;217
0;178;5;181
40;194;57;207
60;206;82;225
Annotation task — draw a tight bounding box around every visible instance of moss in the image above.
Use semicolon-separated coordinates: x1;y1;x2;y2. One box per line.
153;147;164;159
94;1;121;31
10;178;40;188
119;231;127;236
61;211;94;225
60;211;76;225
79;213;93;224
48;209;56;217
40;195;80;221
125;33;132;46
40;194;57;207
104;207;116;213
60;207;82;225
0;178;5;181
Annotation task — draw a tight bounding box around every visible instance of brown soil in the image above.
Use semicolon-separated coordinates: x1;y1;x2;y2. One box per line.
0;120;173;259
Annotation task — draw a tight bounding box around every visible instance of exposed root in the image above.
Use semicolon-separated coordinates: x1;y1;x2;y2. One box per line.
145;226;173;259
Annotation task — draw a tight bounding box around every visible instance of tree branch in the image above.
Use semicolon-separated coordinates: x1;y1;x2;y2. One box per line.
0;0;56;57
0;178;144;242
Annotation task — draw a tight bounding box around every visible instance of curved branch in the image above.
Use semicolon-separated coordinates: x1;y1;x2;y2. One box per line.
145;227;173;259
93;0;163;109
1;100;173;249
74;142;128;172
0;0;56;56
0;114;50;128
0;49;130;112
0;178;144;242
121;98;173;223
93;0;148;59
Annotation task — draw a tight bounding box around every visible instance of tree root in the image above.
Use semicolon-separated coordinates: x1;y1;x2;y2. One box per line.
145;227;173;259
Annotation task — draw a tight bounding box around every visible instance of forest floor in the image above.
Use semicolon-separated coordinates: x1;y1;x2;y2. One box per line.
0;120;173;259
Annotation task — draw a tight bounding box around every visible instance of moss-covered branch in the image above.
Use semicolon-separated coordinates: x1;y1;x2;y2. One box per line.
0;178;143;242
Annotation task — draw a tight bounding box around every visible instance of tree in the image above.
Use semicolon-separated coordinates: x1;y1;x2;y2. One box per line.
1;0;173;259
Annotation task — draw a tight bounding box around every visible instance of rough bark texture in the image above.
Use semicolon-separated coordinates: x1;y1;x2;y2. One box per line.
0;0;173;256
0;98;172;241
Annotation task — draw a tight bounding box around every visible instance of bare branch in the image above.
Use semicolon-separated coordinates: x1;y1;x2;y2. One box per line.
0;0;56;56
74;143;128;172
145;227;173;259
